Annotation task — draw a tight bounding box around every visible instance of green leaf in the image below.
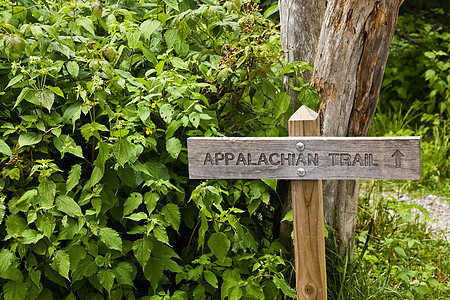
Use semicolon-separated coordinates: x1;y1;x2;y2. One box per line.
47;86;64;98
133;237;153;268
123;192;143;216
99;227;122;252
38;179;56;207
114;262;134;286
207;232;230;262
153;226;169;245
18;132;42;148
66;61;79;78
3;281;28;300
6;74;23;89
159;103;174;123
126;29;140;49
0;249;15;273
273;275;297;298
72;256;98;282
166;137;182;159
52;250;70;280
19;229;44;244
56;195;82;217
13;87;30;109
114;139;133;167
98;269;115;294
66;164;81;193
163;0;179;11
203;270;218;288
140;19;161;40
394;246;407;258
273;92;290;119
5;214;27;235
144;192;159;215
36;89;55;112
161;203;180;231
76;17;95;35
0;139;12;156
171;57;188;70
281;210;293;223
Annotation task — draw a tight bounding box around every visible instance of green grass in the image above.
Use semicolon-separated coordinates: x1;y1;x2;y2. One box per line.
326;184;450;299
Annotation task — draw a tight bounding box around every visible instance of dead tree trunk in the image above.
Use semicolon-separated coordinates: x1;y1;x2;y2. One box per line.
280;0;403;257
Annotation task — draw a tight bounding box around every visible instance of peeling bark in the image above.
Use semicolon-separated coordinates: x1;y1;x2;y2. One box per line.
311;0;403;256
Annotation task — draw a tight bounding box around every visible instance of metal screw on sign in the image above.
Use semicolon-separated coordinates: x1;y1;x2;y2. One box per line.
296;142;305;151
297;168;306;177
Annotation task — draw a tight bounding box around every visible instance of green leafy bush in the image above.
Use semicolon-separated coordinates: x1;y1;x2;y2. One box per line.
0;1;303;298
372;10;450;194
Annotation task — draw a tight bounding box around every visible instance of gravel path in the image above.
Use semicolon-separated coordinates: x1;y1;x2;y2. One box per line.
398;195;450;239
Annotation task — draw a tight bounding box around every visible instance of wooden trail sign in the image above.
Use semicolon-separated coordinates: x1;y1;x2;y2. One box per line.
187;106;421;300
187;136;421;180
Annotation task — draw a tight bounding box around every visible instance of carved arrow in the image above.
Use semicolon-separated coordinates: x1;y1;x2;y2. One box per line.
392;150;404;168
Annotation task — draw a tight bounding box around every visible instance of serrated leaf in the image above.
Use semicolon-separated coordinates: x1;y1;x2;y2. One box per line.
36;89;55;112
133;237;153;268
0;139;12;156
38;179;56;207
203;270;218;288
273;275;297;298
163;0;179;11
126;212;148;221
18;132;42;148
166;137;181;159
273;92;290;119
56;195;82;217
66;164;81;193
144;192;159;215
5;214;27;235
0;249;15;273
72;256;98;282
123;192;143;216
19;229;43;244
153;226;169;245
207;232;230;262
98;269;115;294
159;103;174;123
113;139;133;167
114;262;134;286
3;281;28;300
99;227;122;252
52;250;70;280
66;61;79;78
161;203;180;231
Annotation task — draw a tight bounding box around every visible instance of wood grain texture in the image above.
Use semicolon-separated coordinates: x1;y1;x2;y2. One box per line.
187;136;421;180
289;106;327;300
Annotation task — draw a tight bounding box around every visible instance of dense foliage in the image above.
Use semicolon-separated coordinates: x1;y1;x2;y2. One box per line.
373;8;450;195
0;0;317;299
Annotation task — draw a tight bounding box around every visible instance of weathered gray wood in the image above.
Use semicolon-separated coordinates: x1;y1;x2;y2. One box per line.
188;137;420;180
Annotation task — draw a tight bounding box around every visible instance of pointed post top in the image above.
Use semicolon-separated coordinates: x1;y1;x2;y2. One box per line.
289;105;319;122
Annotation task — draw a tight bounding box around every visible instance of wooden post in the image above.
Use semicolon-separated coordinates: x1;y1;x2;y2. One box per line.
288;106;327;299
